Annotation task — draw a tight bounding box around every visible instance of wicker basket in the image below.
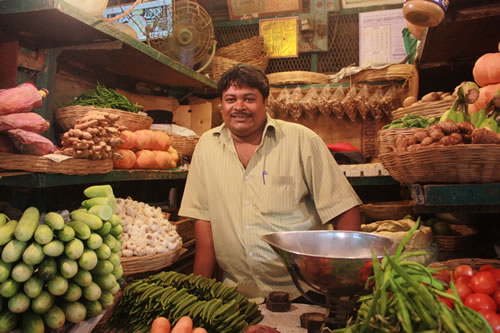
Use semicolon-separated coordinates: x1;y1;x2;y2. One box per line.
391;97;455;120
0;152;113;175
169;133;199;157
55;105;153;132
216;36;265;63
379;144;500;184
433;224;479;253
377;128;420;154
359;200;415;222
429;258;500;270
121;247;185;275
267;71;329;86
208;54;269;81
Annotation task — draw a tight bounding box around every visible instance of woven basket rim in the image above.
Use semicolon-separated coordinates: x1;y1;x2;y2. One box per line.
121;246;185;275
0;152;113;175
429;258;500;270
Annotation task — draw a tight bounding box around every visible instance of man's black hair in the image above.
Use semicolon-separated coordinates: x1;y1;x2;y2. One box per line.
217;64;270;99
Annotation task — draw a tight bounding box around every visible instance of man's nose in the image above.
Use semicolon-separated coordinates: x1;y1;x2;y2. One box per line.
234;99;245;110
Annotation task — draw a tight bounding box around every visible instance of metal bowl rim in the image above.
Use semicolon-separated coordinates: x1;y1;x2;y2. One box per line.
261;230;394;259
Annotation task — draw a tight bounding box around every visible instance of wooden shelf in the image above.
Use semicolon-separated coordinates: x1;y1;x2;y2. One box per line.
411;183;500;207
0;0;216;94
0;169;188;188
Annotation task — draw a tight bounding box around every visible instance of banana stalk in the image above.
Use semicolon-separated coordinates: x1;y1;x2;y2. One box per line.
478;89;500;132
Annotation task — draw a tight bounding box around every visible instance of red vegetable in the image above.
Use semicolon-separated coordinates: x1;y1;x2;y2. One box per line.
464;293;497;313
244;325;281;333
452;283;472;302
0;112;49;134
0;82;48;115
454;264;474;279
470;271;497;295
6;128;58;155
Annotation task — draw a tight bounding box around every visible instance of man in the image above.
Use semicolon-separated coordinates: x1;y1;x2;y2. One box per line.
178;64;362;299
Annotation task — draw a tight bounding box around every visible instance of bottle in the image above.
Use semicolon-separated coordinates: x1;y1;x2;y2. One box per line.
403;0;449;27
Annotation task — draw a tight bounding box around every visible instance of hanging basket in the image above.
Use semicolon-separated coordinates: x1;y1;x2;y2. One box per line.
216;36;266;63
55;105;152;132
208;53;269;81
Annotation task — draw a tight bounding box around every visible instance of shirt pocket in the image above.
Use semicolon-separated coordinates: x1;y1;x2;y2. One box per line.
258;175;295;214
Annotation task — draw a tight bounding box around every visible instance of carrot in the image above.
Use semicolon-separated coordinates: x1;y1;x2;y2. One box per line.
151;317;171;333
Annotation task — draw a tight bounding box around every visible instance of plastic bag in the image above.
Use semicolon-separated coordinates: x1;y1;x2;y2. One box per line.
367;86;385;120
266;92;278;118
317;85;331;115
354;84;370;120
301;87;319;120
274;88;291;117
288;86;303;120
342;86;358;122
380;85;401;118
329;86;345;119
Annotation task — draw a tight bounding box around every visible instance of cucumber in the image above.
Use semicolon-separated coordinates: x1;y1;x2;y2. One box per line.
102;234;117;250
94;274;116;291
86;233;103;250
34;224;54;245
108;214;122;227
43;305;65;329
0;279;20;298
63;282;82;302
112;265;123;280
70;210;103;230
11;262;33;283
83;185;114;198
14;207;39;242
0;220;17;246
2;239;27;263
96;221;112;236
7;293;30;313
98;291;114;309
42;240;64;257
22;311;44;333
95;244;111;260
110;224;123;237
47;275;68;296
111;239;122;253
59;257;78;279
22;243;45;265
88;205;113;221
110;281;121;295
44;212;64;230
0;262;11;283
37;257;57;281
0;214;8;227
57;225;75;242
23;276;43;298
108;252;120;267
82;197;116;210
82;282;102;302
91;260;114;276
78;249;98;271
82;300;103;318
0;310;18;332
31;290;55;314
61;301;86;324
64;238;84;260
72;270;92;287
68;221;91;240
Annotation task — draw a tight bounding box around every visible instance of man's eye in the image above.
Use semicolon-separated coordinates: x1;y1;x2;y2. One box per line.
225;98;235;103
245;97;255;102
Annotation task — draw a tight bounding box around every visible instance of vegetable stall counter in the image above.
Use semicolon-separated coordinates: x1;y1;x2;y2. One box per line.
257;303;327;332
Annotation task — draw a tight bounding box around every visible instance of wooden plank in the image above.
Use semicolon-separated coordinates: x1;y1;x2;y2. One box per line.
190;102;213;135
173;105;192;129
411;183;500;206
0;38;18;88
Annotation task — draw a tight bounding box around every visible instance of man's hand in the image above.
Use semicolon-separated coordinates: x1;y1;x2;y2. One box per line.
151;316;207;333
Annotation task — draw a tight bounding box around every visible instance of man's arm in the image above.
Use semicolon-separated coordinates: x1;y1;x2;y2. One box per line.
193;219;216;278
328;206;361;231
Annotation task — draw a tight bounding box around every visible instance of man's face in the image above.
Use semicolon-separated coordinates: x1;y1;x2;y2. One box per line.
221;83;268;139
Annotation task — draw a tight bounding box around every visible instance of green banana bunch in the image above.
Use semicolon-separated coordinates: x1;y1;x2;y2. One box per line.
477;88;500;132
440;81;480;123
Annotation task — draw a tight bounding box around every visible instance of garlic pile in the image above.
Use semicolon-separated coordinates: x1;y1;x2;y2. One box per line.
115;197;182;257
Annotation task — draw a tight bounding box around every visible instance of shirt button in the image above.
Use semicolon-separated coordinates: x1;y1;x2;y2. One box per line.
249;251;253;257
245;226;250;230
243;200;250;206
244;175;249;180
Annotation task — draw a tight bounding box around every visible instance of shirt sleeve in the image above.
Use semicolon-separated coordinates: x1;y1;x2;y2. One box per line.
178;136;211;221
305;135;362;224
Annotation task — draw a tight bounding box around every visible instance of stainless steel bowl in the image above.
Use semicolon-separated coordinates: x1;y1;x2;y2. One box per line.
262;230;394;298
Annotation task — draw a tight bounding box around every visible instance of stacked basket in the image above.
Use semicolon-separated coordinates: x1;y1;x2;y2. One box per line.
208;36;269;81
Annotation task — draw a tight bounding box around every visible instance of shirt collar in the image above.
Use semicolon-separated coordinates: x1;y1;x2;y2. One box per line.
213;113;278;146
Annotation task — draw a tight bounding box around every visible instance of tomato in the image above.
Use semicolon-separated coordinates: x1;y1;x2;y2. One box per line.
455;275;472;286
479;310;500;333
464;293;497;313
490;269;500;284
470;271;498;295
451;283;473;302
494;289;500;309
454;264;474;279
480;265;496;272
433;269;452;285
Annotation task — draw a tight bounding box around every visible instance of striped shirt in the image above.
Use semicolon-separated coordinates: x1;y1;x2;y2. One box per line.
178;114;362;298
